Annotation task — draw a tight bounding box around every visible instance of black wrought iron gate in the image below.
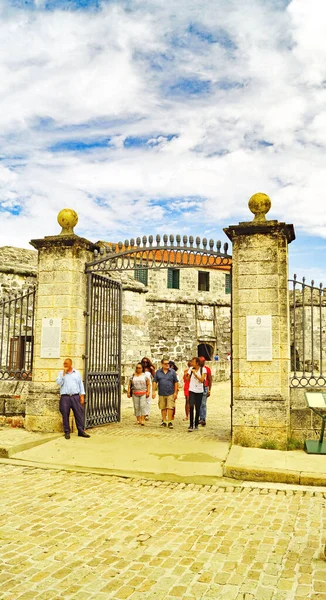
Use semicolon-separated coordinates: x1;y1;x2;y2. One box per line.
85;234;232;428
84;273;122;428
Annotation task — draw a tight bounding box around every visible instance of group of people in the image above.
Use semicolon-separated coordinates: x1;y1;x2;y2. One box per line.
55;354;213;439
127;355;212;431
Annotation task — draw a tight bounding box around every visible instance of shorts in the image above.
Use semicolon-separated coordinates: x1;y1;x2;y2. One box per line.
158;395;175;410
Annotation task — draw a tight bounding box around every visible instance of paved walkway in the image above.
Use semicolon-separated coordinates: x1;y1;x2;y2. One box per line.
0;382;232;484
1;381;326;486
0;463;325;600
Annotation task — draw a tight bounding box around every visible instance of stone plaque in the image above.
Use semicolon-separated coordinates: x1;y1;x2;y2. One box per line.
246;315;272;361
197;319;214;338
40;318;62;358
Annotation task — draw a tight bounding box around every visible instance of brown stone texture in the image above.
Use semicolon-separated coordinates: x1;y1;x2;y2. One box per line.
225;219;293;448
30;236;95;383
0;464;325;599
0;246;37;300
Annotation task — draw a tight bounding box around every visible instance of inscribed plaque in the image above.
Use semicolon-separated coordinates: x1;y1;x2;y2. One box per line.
305;392;326;409
246;315;272;361
40;318;62;358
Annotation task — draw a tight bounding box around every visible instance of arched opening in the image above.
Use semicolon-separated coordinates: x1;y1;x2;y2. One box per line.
197;342;214;361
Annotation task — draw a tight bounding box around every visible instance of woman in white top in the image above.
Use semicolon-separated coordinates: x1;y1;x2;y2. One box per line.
185;357;207;431
141;357;155;420
127;363;150;426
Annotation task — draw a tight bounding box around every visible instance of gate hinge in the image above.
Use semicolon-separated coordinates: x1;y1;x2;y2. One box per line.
83;311;89;317
82;355;88;360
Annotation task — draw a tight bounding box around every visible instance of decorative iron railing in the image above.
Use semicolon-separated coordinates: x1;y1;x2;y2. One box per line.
0;286;36;380
86;235;232;272
289;275;326;387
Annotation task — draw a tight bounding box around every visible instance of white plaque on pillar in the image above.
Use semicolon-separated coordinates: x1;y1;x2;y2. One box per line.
41;318;62;358
246;315;272;361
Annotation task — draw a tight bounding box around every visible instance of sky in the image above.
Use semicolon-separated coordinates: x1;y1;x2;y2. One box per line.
1;0;326;284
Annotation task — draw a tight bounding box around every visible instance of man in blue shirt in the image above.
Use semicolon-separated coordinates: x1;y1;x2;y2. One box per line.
152;358;178;429
56;358;90;439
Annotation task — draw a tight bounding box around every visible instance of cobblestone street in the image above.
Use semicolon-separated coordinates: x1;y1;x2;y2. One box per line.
1;463;325;600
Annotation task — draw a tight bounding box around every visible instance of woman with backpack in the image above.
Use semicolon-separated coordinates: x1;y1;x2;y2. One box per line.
185;357;207;431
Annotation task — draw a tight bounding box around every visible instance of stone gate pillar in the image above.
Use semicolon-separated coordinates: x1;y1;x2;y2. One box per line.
26;209;97;431
224;193;295;448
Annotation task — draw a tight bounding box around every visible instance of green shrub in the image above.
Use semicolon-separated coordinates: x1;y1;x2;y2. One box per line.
286;438;303;451
260;440;277;450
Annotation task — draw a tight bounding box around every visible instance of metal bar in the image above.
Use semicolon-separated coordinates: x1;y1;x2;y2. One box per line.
293;277;297;375
302;278;306;375
18;290;23;370
319;285;323;376
84;273;92;427
24;290;30;371
5;297;12;370
11;295;17;371
319;418;325;445
310;283;314;377
230;266;233;438
95;275;100;374
117;283;122;422
107;278;112;372
30;288;36;374
99;275;104;373
0;297;5;369
104;276;109;373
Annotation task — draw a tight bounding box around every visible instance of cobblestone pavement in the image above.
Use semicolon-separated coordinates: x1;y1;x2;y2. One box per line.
90;381;231;442
1;463;325;600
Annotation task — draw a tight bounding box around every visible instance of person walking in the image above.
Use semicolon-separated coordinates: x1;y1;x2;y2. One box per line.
183;360;192;420
168;360;179;421
141;356;155;420
127;362;150;425
186;357;206;432
152;358;178;429
199;357;212;426
56;358;90;439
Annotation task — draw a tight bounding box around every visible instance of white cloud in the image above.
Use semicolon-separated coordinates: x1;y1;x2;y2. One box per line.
0;0;326;270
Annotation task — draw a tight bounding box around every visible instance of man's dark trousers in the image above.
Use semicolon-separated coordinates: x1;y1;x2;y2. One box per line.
189;391;203;428
60;394;84;434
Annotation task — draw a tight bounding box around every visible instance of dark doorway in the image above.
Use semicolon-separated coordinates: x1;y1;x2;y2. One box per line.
197;343;213;360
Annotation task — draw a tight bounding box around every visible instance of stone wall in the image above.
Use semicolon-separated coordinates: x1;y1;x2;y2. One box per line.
113;266;231;366
0;380;30;427
290;387;324;443
0;246;37;298
147;267;229;303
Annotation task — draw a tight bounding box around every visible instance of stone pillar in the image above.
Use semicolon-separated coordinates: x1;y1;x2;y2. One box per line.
224;193;295;448
25;209;97;432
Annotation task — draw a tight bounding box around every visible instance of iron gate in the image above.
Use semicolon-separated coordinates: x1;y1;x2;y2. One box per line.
85;234;232;428
84;273;122;428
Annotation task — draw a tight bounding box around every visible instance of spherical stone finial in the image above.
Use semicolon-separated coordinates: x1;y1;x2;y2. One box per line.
248;193;271;222
57;208;78;235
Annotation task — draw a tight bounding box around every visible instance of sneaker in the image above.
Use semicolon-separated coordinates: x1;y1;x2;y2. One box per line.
168;422;173;429
160;421;167;427
145;415;149;421
194;426;198;430
188;426;193;432
200;420;206;427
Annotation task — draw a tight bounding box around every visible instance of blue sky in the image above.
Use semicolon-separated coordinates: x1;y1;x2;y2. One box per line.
1;0;326;283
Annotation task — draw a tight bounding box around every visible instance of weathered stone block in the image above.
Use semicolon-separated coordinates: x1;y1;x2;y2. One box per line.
25;414;63;432
232;425;288;449
5;397;26;415
290;409;312;430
